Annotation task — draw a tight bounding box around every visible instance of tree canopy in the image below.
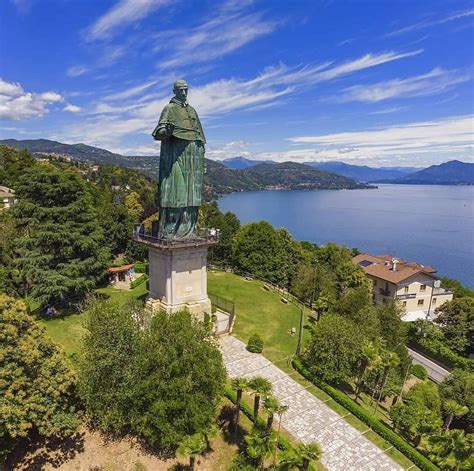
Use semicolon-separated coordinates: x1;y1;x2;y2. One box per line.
0;294;78;457
78;300;226;448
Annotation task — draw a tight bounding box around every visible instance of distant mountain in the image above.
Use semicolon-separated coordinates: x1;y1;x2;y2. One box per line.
221;156;273;170
0;138;373;196
305;161;421;182
386;160;474;185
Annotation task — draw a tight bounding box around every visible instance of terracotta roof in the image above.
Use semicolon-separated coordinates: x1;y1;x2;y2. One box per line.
353;253;438;284
107;263;134;273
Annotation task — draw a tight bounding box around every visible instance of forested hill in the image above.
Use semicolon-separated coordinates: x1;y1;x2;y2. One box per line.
0;138;372;195
386;160;474;185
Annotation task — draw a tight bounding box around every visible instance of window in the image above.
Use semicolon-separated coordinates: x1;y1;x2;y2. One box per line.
402;301;407;307
373;279;377;287
418;299;424;306
420;284;426;292
432;298;437;305
404;286;409;293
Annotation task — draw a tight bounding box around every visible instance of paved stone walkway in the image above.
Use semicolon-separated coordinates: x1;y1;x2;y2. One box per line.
220;336;404;471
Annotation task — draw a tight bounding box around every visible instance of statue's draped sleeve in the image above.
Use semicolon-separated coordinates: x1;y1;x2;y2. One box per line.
151;104;171;141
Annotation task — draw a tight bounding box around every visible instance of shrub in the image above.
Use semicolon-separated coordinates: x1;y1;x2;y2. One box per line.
247;333;264;353
134;262;149;274
410;364;428;380
130;274;148;289
292;358;439;471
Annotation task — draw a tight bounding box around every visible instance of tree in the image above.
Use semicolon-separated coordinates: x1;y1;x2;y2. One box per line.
248;377;272;420
263;395;284;431
335;287;380;339
442;400;469;431
231;221;302;286
0;145;36;188
12;166;109;305
390;382;442;446
279;442;323;471
377;301;408;351
427;429;474;470
244;426;277;470
303;314;364;384
177;433;207;471
79;301;226;448
131;310;226;447
441;277;474;299
439;370;474;433
0;295;78;458
434;298;474;355
124;191;144;222
231;377;249;429
355;340;379;400
78;298;142;432
100;200;134;257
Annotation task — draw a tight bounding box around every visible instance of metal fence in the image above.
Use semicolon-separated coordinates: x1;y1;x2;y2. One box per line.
209;293;235;316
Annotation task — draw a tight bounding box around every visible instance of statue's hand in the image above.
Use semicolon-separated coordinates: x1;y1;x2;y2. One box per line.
165;123;175;135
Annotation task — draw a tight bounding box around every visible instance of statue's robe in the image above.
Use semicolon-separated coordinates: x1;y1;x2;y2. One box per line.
152;98;206;239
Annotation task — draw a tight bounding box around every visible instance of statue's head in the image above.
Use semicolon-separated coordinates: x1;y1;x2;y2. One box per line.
173;79;188;101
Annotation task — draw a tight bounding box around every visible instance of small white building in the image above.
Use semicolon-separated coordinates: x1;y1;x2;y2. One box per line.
0;186;16;209
353;253;453;321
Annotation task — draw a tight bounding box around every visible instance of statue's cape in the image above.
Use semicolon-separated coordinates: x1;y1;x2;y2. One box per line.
152;98;206;143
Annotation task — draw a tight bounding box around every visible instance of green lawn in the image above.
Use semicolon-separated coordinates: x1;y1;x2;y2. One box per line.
208;270;310;365
39;283;148;363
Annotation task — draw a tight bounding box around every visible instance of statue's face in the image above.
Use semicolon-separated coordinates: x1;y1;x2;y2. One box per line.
174;87;188;101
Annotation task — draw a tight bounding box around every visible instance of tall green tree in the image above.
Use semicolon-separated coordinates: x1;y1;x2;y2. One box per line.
439;370;474;433
0;294;78;459
355;340;379;400
79;302;226;448
427;429;474;470
231;377;249;429
131;310;226;447
248;377;272;420
390;382;442;446
434;298;474;356
78;298;142;432
12;165;109;304
442;400;469;431
303;314;364;384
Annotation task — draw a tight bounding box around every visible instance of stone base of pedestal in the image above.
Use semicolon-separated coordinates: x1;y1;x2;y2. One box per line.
146;243;212;317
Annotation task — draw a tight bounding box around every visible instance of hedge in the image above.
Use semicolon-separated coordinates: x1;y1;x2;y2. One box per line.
410;339;473;372
134;262;149;274
224;386;291;452
292;358;439;471
410;364;428;380
131;274;148;289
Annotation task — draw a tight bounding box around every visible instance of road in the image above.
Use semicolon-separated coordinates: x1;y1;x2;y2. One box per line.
408;347;451;383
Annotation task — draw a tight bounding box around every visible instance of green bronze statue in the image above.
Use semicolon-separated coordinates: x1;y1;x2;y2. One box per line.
152;80;206;239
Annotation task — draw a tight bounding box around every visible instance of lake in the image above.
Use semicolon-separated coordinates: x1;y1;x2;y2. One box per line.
218;184;474;287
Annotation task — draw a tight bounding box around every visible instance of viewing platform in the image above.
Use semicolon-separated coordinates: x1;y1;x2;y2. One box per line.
133;223;219;250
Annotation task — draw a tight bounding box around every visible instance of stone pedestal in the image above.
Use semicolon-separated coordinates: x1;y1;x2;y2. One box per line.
147;244;211;317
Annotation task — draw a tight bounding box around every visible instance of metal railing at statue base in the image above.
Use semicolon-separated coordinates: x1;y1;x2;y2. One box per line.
133;223;219;249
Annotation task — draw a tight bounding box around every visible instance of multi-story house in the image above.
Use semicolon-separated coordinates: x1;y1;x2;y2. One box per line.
0;186;16;209
353;253;453;321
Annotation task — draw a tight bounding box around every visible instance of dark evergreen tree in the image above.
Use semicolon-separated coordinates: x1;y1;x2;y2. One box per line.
12;165;109;304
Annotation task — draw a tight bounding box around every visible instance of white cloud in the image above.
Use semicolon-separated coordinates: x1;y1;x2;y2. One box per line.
0;78;63;120
370;106;407;115
66;65;89;77
334;68;470;103
54;48;423;151
155;6;279;69
86;0;172;41
285;115;474;166
64;104;82;113
386;8;474;37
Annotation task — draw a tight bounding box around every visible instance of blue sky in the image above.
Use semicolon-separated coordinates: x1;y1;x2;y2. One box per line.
0;0;473;167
